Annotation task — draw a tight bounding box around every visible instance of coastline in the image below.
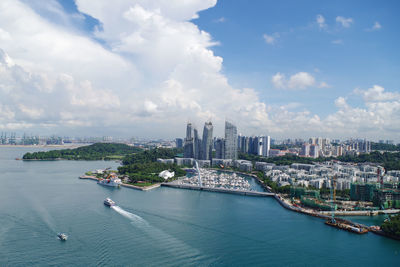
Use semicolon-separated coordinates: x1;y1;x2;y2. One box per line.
1;144;87;148
79;175;161;191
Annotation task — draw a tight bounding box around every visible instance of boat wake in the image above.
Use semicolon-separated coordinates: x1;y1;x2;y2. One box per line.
111;206;147;225
110;205;209;264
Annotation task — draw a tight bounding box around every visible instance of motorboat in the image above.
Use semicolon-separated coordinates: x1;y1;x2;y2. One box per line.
104;197;115;207
57;233;68;241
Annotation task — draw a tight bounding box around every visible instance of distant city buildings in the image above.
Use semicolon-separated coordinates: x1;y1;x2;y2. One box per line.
237;135;270;157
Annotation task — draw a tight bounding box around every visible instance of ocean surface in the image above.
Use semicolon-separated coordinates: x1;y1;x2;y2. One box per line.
1;146;400;266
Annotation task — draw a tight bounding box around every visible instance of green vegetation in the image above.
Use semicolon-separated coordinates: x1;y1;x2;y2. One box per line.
381;214;400;238
22;143;142;160
119;147;186;184
256;171;290;194
371;142;400;151
122;147;183;165
270;144;297;150
239;152;326;165
239;151;400;171
337;151;400;171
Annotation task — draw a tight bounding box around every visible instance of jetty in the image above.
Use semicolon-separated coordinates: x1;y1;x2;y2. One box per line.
161;183;274;197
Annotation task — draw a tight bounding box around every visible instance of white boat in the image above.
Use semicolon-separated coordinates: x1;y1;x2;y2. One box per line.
104;197;115;207
97;173;122;187
57;233;68;241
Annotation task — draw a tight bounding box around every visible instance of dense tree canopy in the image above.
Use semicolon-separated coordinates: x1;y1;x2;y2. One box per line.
239;151;400;171
122;147;183;165
22;143;142;160
381;214;400;238
119;147;185;184
371;142;400;152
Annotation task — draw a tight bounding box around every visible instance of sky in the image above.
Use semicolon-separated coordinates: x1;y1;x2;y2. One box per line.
0;0;399;141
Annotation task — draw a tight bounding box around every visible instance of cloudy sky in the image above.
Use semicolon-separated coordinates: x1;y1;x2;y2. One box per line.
0;0;399;141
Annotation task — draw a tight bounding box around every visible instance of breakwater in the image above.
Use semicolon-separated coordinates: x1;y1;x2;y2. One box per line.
161;183;275;197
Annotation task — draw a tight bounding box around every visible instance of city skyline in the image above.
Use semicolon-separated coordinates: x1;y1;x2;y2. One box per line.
0;0;399;141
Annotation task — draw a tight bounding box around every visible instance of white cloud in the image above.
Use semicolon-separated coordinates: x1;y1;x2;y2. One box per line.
214;17;226;23
366;21;382;31
271;72;328;90
316;14;326;29
354;85;400;102
0;0;398;140
263;33;279;45
332;39;343;45
336;16;353;28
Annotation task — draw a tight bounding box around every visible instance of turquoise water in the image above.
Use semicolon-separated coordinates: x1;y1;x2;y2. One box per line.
1;147;400;266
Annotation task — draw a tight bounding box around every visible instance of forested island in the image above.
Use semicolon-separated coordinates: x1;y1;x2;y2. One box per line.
22;143;142;160
118;148;186;185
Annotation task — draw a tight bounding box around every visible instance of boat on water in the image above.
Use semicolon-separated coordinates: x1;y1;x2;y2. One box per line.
104;197;115;207
97;173;122;187
57;233;68;241
325;219;368;234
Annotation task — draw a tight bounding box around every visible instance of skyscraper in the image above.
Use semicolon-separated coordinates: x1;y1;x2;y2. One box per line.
224;121;237;160
215;138;225;159
260;136;271;157
193;127;202;159
184;122;194;158
201;121;213;160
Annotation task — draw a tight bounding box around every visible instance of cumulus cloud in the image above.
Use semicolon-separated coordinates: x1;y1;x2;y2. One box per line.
336;16;353;28
332;39;343;45
316;14;326;29
271;72;328;90
263;33;279;45
0;0;398;140
366;21;382;31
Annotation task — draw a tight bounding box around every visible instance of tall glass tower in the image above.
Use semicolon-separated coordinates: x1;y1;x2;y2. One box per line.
224;121;237;160
201;121;213;160
184;122;194;158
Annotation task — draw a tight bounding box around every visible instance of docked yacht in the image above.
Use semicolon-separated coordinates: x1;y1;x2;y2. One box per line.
97;173;122;187
57;233;68;241
104;197;115;207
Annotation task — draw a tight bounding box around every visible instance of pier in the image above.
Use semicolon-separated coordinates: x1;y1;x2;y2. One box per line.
161;183;275;197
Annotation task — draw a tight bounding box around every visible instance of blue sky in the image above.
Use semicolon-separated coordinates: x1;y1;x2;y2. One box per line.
0;0;399;140
192;0;400;116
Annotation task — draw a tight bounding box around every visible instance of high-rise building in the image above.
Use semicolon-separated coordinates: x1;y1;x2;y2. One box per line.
201;122;213;160
175;138;183;148
260;136;271;157
310;144;319;158
184;122;194;158
300;143;310;156
193;127;202;159
224;121;238;160
215;138;225;159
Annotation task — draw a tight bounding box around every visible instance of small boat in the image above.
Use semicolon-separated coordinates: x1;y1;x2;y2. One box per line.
57;233;68;241
104;197;115;207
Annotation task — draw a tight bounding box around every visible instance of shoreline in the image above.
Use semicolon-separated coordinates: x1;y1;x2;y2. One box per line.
79;175;161;191
1;144;88;148
80;170;400;240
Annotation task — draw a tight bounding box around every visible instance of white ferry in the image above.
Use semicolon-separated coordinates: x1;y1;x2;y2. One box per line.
104;198;115;207
97;173;122;187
